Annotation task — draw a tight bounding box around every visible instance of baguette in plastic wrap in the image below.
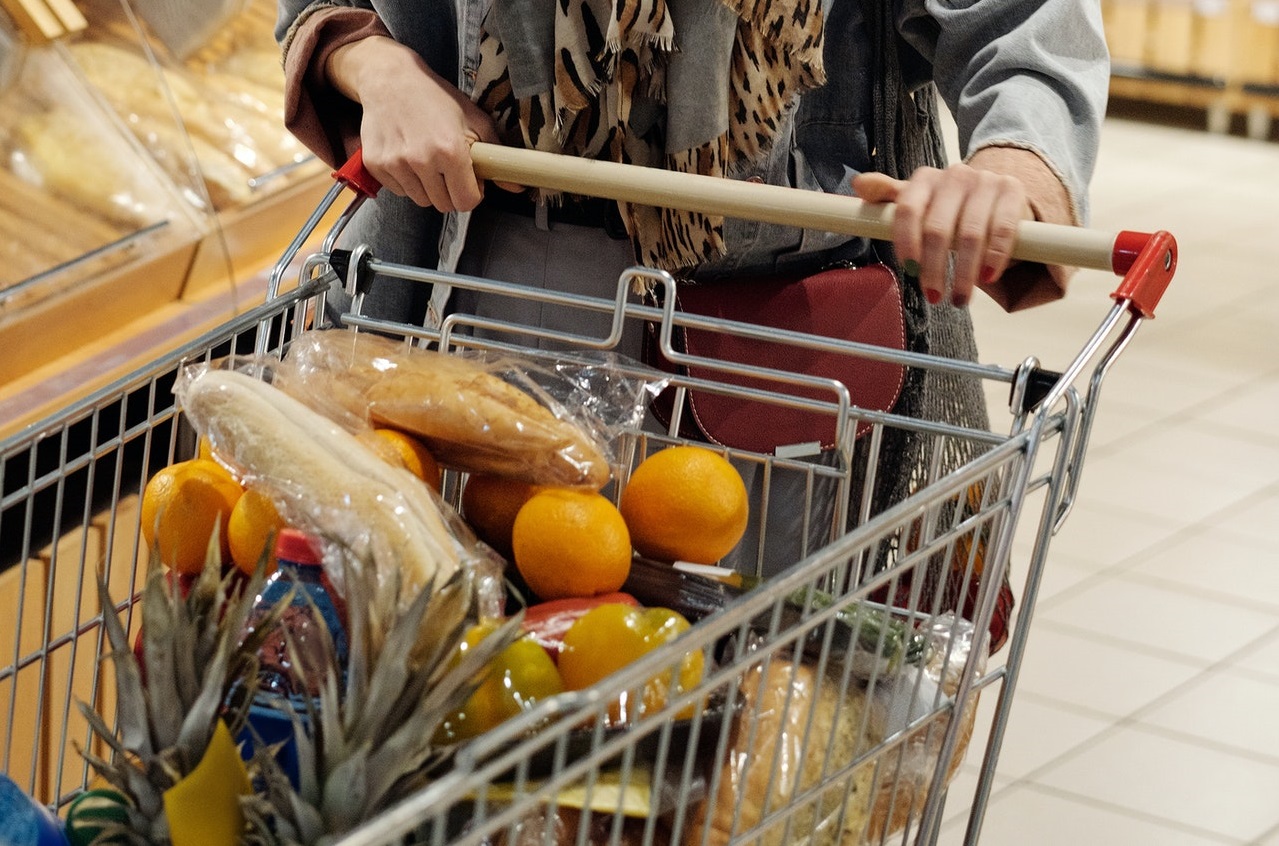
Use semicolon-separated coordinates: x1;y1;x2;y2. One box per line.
177;367;462;606
277;331;616;489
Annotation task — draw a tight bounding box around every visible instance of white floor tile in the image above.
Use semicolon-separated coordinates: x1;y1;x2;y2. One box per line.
1080;396;1176;452
1032;724;1279;841
1193;374;1279;446
1030;555;1100;604
937;782;1241;846
938;763;1016;827
1228;628;1279;684
1075;447;1270;529
1136;666;1279;764
1036;573;1277;664
1032;499;1185;574
1010;625;1205;717
1098;419;1279;491
1122;528;1279;614
1197;489;1279;547
961;691;1113;780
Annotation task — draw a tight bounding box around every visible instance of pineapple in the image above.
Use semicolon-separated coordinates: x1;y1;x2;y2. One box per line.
77;532;288;845
240;552;522;845
80;518;519;846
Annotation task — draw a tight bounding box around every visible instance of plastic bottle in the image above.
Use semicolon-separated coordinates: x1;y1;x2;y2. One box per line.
246;529;349;700
0;775;68;846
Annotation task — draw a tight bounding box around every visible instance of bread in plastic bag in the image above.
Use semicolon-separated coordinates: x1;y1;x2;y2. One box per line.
273;330;652;489
688;655;876;846
692;613;981;845
862;613;982;842
174;360;506;626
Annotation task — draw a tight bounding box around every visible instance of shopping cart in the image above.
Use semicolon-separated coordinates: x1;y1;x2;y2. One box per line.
0;145;1176;846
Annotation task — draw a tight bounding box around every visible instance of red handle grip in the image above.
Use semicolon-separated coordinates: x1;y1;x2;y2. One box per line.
332;149;382;199
1110;230;1177;319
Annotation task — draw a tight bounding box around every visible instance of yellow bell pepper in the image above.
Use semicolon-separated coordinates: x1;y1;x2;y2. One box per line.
557;604;704;725
435;623;565;743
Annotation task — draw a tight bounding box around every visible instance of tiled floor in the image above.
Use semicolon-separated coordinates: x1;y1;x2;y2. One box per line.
932;110;1279;844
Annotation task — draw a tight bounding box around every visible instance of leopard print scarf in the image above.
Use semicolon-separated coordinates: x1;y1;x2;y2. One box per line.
472;0;826;272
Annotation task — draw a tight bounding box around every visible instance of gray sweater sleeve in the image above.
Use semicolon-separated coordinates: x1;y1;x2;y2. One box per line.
898;0;1110;225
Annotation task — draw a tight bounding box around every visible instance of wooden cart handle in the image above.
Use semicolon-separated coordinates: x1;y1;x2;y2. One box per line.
470;142;1123;271
334;145;1177;313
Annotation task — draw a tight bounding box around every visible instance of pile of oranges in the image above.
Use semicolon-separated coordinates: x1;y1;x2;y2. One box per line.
463;444;749;603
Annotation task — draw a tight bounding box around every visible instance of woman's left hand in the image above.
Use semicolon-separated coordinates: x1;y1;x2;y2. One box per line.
852;164;1033;307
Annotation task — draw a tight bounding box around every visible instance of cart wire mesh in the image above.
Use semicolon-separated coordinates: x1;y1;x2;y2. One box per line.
0;211;1172;846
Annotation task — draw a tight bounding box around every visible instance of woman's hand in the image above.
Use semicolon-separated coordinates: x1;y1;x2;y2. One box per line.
852;164;1033;307
326;36;503;212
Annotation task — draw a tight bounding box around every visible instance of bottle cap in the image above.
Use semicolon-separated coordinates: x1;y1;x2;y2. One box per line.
274;529;322;567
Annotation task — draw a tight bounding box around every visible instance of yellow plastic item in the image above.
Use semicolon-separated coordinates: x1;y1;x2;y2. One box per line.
162;721;252;846
483;765;654;818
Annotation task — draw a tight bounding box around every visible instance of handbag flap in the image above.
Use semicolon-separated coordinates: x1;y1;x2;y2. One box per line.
674;264;907;455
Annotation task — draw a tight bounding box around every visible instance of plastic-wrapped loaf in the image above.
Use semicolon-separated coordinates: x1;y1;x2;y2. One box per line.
177;367;462;609
689;658;876;846
276;331;617;489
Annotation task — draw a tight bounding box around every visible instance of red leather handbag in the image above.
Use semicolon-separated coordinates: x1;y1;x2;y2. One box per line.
643;263;908;455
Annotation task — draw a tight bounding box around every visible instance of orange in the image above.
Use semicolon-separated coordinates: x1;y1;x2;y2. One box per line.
461;474;546;556
140;458;243;575
618;445;748;565
373;428;442;492
511;489;632;601
227;488;287;575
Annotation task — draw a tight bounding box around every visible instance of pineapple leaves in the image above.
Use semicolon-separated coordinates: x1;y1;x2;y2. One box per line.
95;571;153;759
84;535;287;840
363;612;523;813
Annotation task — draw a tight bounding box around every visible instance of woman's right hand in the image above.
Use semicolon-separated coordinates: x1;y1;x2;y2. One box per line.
325;35;503;212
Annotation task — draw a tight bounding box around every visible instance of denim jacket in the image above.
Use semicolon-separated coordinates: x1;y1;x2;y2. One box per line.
278;0;1109;324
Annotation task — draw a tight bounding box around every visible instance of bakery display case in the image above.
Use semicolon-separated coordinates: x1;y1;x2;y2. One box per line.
66;0;316;217
66;0;327;293
0;16;204;378
0;0;337;437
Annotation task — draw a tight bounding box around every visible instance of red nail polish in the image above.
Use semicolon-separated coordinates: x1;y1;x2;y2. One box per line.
980;265;996;284
925;288;941;305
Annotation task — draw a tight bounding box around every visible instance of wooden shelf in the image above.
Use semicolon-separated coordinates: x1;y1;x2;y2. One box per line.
1103;0;1279;139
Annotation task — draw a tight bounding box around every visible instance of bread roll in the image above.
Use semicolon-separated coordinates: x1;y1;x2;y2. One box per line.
688;660;875;846
280;332;613;489
0;166;123;248
126;113;255;209
69;40;283;175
